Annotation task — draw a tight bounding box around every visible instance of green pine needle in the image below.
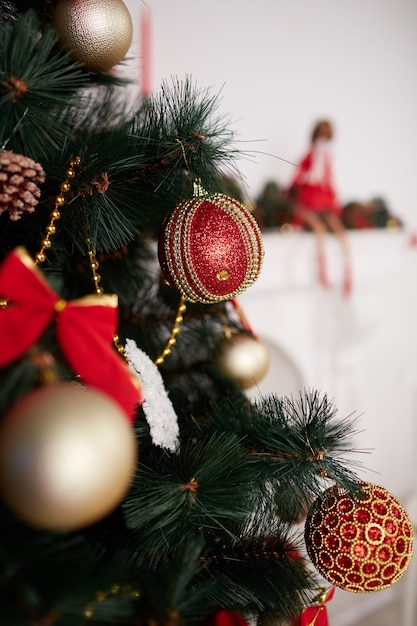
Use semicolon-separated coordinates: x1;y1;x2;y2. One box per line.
0;9;88;158
123;432;256;565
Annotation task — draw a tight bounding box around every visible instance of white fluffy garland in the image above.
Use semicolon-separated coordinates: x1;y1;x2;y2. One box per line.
124;338;180;453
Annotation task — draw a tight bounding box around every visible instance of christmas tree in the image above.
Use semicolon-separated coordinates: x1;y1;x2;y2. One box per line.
0;2;413;625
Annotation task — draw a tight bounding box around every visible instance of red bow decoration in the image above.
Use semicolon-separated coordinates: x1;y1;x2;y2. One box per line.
0;247;142;421
294;587;335;626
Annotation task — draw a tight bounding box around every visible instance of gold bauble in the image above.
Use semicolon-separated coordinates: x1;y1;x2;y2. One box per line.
52;0;133;72
0;383;137;531
214;332;270;389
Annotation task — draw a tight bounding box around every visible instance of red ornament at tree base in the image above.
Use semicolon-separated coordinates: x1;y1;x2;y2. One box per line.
304;482;414;593
203;609;248;626
293;586;335;626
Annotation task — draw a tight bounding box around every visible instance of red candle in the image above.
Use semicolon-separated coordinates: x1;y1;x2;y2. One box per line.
140;6;152;97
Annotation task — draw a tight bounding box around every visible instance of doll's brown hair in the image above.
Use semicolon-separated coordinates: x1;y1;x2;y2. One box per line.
311;120;333;143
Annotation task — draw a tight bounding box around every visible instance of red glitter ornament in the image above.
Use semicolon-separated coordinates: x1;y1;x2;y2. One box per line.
203;609;248;626
158;185;264;304
304;482;414;593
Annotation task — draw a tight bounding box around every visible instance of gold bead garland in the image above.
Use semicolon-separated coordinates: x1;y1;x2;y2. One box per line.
85;234;103;296
82;583;140;622
0;157;80;308
154;295;187;366
82;216;122;363
35;156;81;265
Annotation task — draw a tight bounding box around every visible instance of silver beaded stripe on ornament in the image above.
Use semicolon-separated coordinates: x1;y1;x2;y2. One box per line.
306;484;414;593
180;198;215;302
220;194;264;281
162;200;199;302
162;203;188;295
164;194;264;304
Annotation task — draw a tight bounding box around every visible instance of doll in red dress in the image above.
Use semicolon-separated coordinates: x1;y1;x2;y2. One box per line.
288;120;351;297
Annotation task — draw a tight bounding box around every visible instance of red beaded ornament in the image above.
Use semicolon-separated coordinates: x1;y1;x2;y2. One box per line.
304;482;414;593
158;185;264;304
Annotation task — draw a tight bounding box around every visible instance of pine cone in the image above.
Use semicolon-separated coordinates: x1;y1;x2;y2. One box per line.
0;150;46;221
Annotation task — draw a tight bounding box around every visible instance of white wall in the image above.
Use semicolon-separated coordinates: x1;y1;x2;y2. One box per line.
124;0;417;229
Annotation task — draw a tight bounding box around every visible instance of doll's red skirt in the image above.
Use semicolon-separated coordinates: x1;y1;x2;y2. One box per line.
295;183;341;214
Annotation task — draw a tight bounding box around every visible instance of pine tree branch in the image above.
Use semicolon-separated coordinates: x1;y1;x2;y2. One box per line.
0;10;88;159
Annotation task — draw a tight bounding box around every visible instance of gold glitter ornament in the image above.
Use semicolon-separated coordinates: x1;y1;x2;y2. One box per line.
304;481;414;593
0;383;137;531
52;0;133;72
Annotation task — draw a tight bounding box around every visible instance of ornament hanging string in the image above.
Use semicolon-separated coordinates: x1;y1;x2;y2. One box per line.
0;247;142;420
229;298;258;340
175;136;192;176
174;136;207;198
304;431;328;478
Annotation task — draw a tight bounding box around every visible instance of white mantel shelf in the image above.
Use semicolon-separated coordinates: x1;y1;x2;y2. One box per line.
248;228;415;293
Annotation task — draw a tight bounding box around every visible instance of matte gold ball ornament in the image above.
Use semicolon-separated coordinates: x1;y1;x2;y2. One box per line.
0;383;137;531
52;0;133;72
214;332;270;390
